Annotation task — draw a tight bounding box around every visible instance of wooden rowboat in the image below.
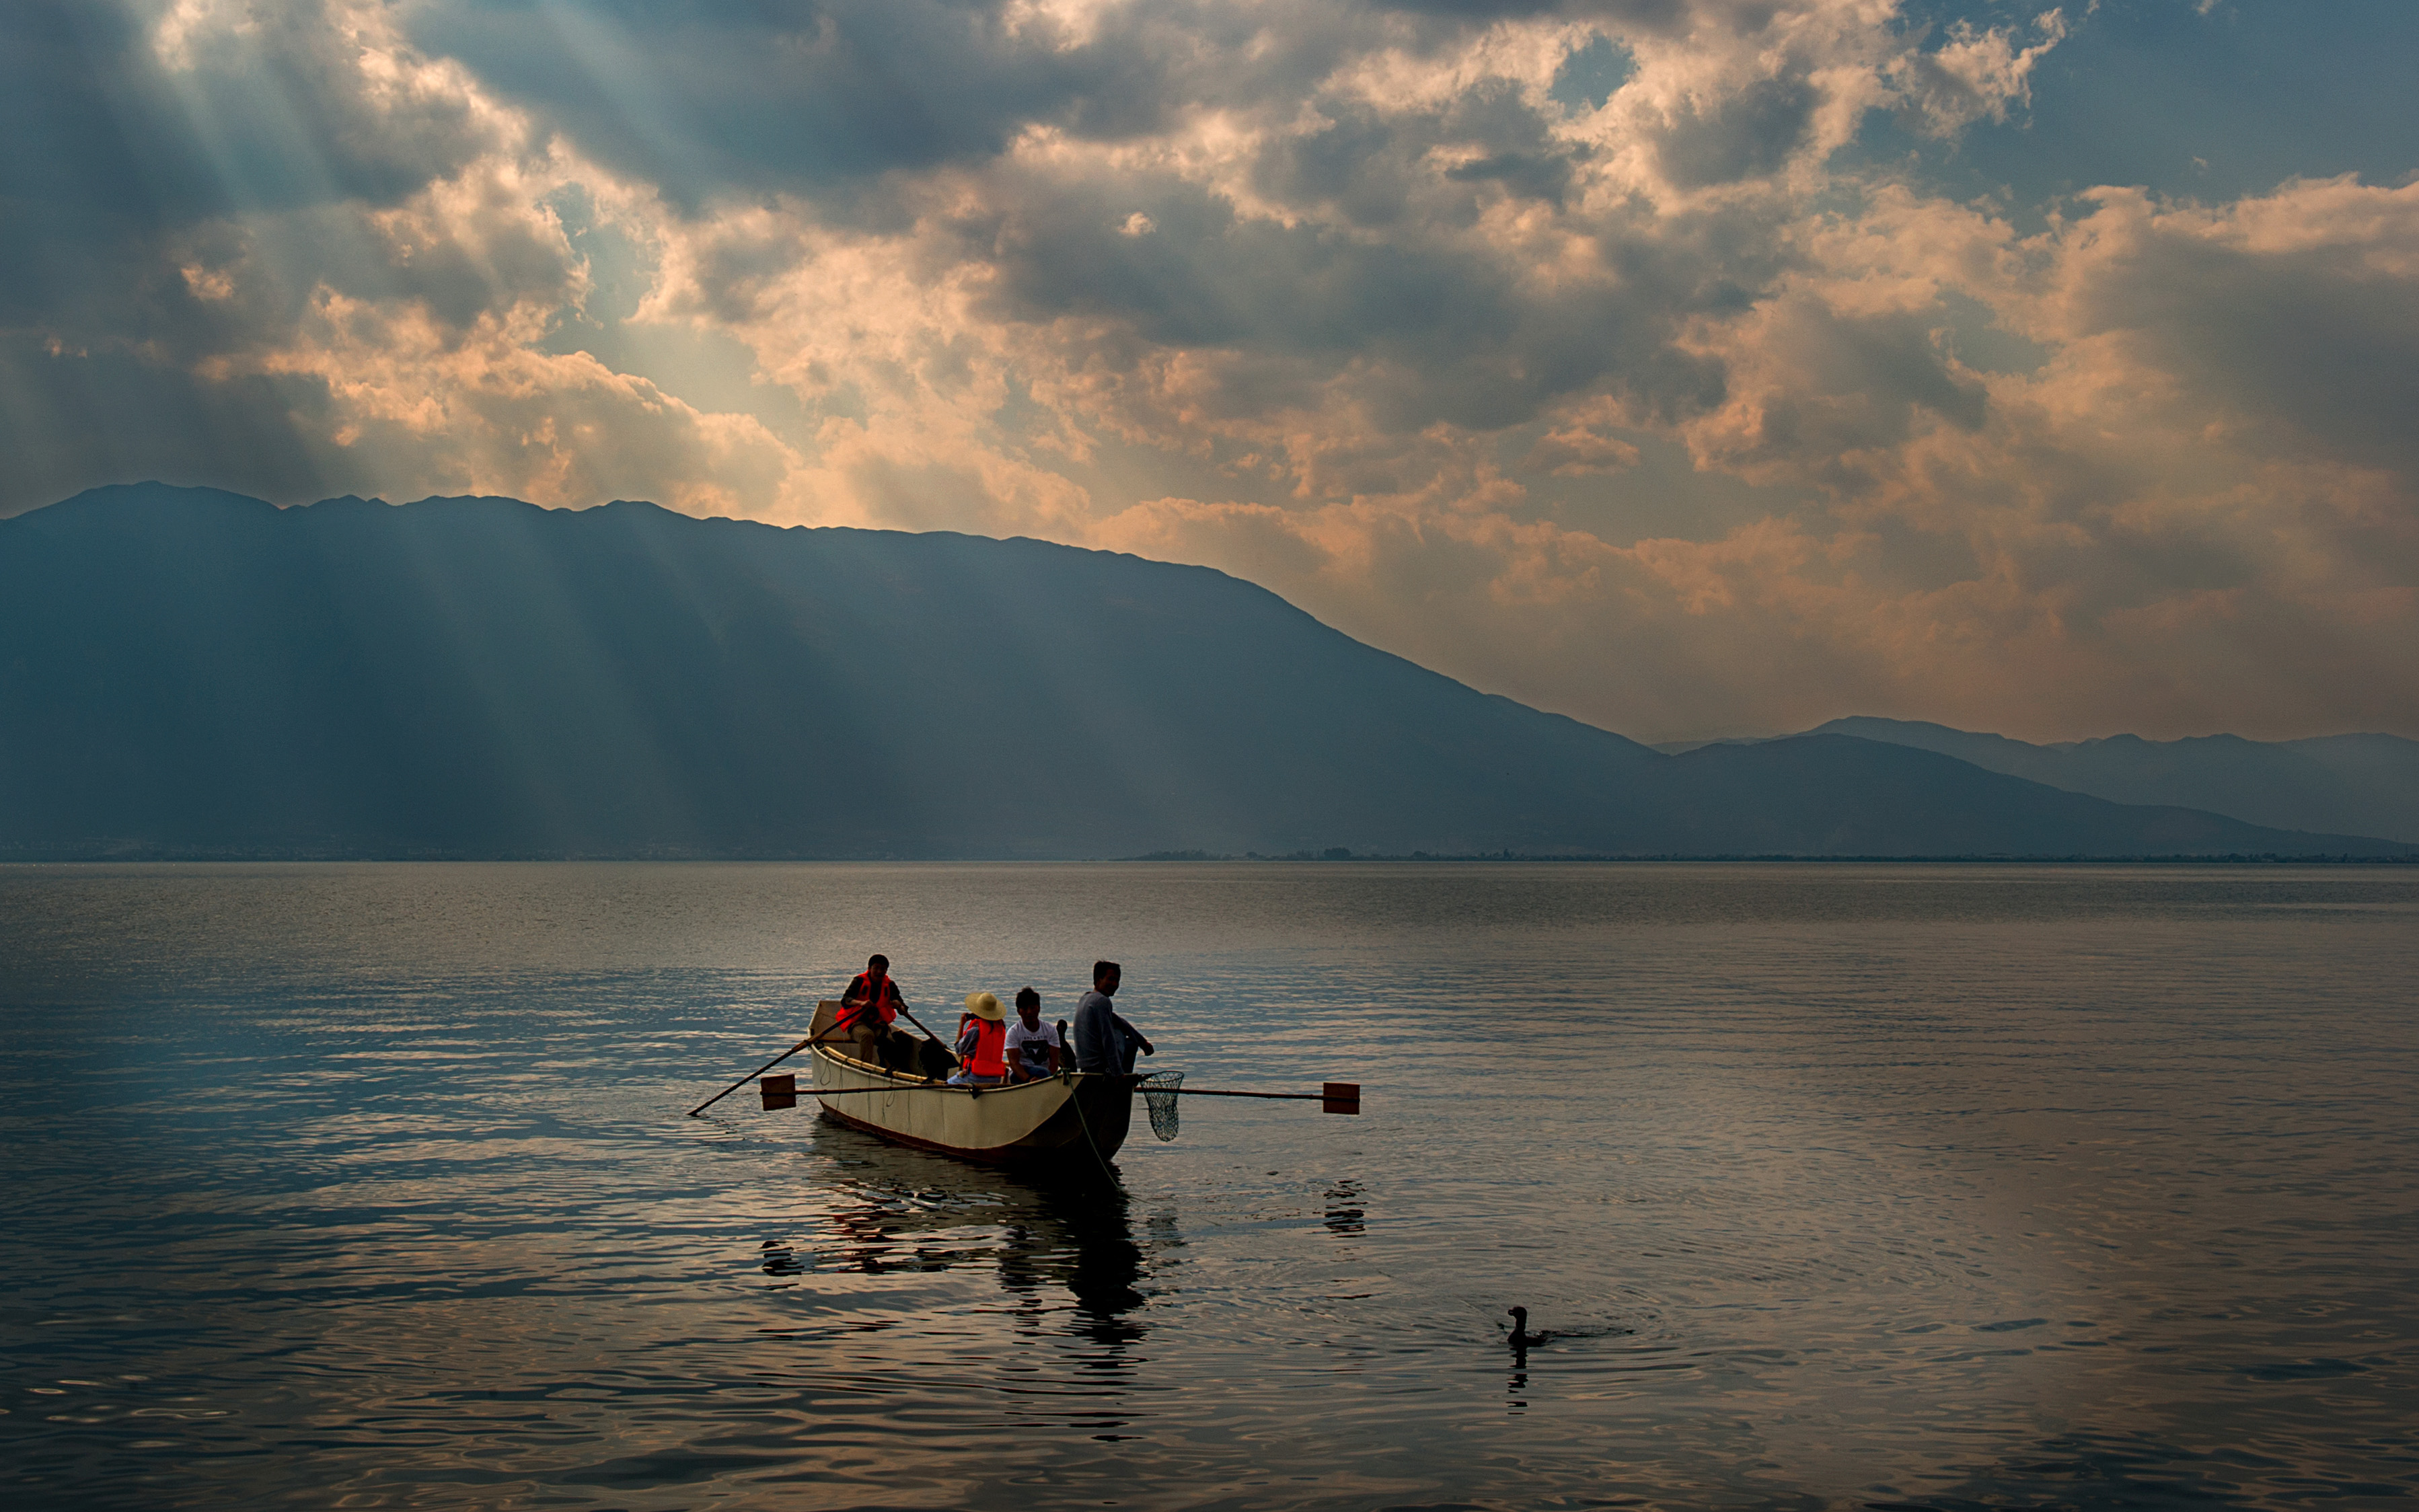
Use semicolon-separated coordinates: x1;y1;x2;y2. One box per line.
765;999;1139;1168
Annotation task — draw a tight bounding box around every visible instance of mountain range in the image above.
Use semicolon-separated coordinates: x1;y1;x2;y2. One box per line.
1;484;2409;860
1657;718;2419;844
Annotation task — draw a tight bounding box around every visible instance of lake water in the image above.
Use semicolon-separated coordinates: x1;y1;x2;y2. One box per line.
3;862;2416;1511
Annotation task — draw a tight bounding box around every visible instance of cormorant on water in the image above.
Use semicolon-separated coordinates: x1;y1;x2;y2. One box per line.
1506;1306;1557;1349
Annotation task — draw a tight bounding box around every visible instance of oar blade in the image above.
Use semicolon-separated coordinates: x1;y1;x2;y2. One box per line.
1322;1081;1361;1114
761;1072;798;1110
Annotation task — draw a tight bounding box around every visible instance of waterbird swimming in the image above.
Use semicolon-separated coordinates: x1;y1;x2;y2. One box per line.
1506;1306;1559;1349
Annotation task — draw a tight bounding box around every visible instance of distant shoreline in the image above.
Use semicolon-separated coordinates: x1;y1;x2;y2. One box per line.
3;851;2413;866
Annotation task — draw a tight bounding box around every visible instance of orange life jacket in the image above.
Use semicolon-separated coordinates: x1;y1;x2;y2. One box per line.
840;972;899;1032
967;1017;1007;1077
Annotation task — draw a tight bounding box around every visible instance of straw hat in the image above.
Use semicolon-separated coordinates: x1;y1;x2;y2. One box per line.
964;990;1005;1021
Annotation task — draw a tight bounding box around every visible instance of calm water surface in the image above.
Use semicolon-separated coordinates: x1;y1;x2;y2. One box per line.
3;863;2416;1510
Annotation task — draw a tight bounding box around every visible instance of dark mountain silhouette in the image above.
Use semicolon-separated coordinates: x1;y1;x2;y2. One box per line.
1;484;2407;860
1808;717;2419;843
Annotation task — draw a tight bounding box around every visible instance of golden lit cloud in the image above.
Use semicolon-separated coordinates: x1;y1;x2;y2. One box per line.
5;0;2414;741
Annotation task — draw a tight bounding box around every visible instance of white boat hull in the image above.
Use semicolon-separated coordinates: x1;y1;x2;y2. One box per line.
796;1001;1136;1168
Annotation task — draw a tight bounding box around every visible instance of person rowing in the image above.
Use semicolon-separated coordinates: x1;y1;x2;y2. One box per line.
834;953;911;1067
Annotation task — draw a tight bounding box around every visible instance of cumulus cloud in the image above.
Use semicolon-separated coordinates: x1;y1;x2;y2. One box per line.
1888;7;2066;137
1526;424;1642;475
5;0;2414;741
0;0;795;512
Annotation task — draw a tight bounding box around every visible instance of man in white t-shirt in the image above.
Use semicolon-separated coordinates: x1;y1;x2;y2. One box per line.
1004;987;1062;1082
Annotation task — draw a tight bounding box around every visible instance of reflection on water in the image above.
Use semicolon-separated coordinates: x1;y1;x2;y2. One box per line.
761;1238;806;1277
757;1122;1166;1441
3;862;2418;1510
1323;1180;1365;1238
833;1139;1153;1327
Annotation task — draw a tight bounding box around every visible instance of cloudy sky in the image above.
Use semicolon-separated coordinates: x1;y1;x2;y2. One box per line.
5;1;2414;742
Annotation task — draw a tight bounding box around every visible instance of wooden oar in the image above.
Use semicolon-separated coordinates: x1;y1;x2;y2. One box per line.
758;1066;1097;1108
840;993;962;1069
1160;1082;1363;1112
1167;1087;1324;1100
689;1034;821;1118
889;1003;959;1064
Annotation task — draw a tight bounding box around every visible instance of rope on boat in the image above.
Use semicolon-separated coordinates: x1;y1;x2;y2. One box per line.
1068;1076;1123;1183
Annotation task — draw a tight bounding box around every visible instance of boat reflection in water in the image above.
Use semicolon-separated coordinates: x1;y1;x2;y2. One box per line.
996;1176;1148;1345
778;1116;1173;1439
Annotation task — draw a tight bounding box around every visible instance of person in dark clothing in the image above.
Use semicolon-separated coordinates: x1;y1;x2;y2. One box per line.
1071;960;1154;1075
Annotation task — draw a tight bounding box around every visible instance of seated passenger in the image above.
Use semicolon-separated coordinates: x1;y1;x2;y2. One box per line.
952;992;1009;1086
1004;987;1061;1082
948;1012;977;1084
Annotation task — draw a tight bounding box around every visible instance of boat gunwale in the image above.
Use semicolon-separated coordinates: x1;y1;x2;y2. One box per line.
807;1040;1121;1099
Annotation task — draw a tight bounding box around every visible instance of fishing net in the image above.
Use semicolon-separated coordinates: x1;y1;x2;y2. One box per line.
1140;1071;1184;1141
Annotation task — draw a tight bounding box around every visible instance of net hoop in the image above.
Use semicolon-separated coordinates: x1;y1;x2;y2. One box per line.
1140;1070;1184;1141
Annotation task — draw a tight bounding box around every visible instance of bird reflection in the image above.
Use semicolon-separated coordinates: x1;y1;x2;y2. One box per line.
759;1238;804;1278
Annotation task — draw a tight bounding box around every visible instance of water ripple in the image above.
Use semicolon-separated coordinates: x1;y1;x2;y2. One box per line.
3;862;2416;1509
